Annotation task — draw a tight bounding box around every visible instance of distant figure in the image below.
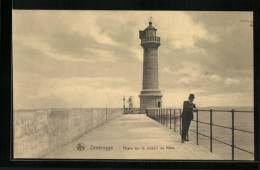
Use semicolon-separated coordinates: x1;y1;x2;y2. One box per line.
181;94;197;143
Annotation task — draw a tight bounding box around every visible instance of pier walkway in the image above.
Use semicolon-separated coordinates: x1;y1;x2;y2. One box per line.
43;114;220;159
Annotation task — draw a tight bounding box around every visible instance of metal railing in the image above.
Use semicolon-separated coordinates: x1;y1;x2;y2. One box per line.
146;108;254;160
146;108;182;134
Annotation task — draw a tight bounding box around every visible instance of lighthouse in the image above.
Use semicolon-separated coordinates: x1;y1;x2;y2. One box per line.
139;20;162;113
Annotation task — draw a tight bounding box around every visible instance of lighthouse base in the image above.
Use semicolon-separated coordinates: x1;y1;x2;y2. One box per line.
139;89;162;114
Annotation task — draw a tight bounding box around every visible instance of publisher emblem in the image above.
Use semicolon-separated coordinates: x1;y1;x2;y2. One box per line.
77;143;85;151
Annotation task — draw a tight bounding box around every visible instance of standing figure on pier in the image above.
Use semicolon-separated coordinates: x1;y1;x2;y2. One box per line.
181;94;197;143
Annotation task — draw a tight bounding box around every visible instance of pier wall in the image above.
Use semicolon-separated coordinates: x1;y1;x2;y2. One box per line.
13;108;123;158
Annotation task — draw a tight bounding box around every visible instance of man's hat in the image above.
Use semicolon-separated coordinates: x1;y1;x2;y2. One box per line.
189;94;195;99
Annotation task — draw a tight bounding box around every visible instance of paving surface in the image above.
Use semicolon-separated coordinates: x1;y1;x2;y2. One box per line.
43;114;220;160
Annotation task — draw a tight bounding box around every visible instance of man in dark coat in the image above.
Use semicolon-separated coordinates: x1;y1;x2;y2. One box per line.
181;94;197;143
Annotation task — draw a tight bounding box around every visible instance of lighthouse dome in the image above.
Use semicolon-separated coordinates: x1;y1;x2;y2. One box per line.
145;21;157;30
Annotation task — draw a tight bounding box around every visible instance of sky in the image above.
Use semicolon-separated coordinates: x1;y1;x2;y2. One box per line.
12;10;253;109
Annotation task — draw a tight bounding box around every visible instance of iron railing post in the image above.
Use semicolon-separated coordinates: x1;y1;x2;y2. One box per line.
168;109;169;127
174;109;176;132
155;109;157;120
168;109;170;127
164;109;166;126
158;108;160;123
179;109;182;135
157;108;159;122
165;109;167;126
160;109;162;124
170;109;172;129
165;109;166;126
159;108;160;123
163;109;164;125
160;108;162;124
106;108;108;122
163;109;165;125
161;109;162;124
162;108;163;124
232;109;235;160
210;109;213;153
161;108;162;124
196;110;199;145
166;109;168;127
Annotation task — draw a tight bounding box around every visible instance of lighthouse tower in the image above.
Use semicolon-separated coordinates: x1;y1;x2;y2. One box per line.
139;20;162;113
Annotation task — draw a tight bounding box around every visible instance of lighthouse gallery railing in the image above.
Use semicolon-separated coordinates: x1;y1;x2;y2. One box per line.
146;108;254;160
141;36;160;43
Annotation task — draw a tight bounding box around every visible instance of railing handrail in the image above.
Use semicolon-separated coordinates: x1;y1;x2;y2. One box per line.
194;109;253;113
145;107;254;160
147;108;254;113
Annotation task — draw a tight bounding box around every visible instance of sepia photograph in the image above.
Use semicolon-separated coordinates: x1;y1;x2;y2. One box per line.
12;10;254;160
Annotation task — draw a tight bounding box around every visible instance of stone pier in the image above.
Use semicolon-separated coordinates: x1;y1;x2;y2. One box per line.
43;114;220;160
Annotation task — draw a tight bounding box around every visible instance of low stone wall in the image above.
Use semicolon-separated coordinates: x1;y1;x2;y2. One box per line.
13;108;123;158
